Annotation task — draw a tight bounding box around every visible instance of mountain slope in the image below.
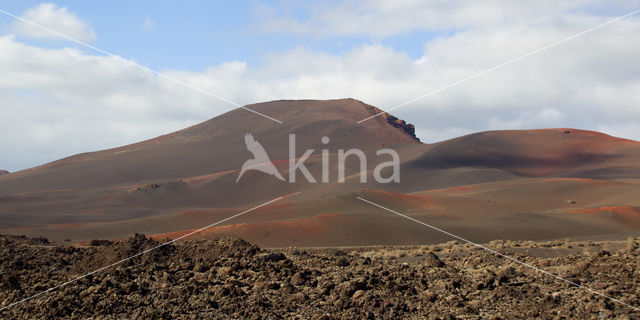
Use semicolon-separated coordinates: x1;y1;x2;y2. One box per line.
411;128;640;178
1;99;639;245
0;99;419;194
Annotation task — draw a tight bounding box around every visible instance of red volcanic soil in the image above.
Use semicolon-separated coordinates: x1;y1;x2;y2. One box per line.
182;170;237;187
540;177;627;185
50;222;90;229
552;128;639;144
149;213;347;247
427;185;479;193
178;209;212;217
364;189;436;209
570;206;640;218
563;205;640;228
412;128;640;178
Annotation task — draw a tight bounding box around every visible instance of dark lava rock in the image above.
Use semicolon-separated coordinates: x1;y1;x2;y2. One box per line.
336;257;350;267
1;234;639;319
291;271;309;285
424;252;445;268
89;239;112;246
255;252;287;263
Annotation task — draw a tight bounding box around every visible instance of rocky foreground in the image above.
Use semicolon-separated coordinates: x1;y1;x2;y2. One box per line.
1;234;639;319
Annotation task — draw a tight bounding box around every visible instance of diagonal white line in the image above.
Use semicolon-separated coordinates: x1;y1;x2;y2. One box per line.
356;196;640;312
0;8;282;124
357;8;640;124
0;196;284;312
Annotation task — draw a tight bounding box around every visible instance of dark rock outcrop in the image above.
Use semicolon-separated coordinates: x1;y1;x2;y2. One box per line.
386;115;417;140
359;100;420;141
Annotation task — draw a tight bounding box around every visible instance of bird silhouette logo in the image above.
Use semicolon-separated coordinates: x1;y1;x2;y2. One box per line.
236;133;285;182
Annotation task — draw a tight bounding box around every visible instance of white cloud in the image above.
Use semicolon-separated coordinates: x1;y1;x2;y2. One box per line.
255;0;638;37
143;18;155;32
11;3;96;42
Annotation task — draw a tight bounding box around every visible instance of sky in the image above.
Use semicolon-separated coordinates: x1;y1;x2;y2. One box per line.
1;1;640;172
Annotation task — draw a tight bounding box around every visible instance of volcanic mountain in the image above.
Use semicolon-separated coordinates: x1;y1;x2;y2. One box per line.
1;99;639;246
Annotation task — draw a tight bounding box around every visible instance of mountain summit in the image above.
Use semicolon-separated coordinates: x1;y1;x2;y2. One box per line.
0;99;418;193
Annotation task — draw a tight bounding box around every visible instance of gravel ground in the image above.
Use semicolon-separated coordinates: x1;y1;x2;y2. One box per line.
1;234;639;319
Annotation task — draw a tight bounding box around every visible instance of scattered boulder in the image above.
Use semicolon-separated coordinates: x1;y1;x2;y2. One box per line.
256;252;287;263
129;179;183;193
290;271;309;285
336;257;350;267
423;252;445;268
496;266;524;284
334;278;368;298
90;239;112;246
